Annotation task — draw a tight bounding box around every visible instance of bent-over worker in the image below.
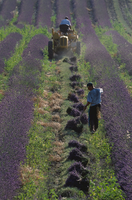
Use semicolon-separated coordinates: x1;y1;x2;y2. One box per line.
84;82;103;133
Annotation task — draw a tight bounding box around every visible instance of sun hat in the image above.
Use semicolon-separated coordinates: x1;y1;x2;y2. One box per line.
87;82;93;87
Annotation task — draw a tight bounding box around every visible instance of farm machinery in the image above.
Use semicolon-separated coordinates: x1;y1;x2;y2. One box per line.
48;27;81;59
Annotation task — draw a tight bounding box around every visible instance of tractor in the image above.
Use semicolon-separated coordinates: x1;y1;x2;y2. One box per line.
48;27;81;59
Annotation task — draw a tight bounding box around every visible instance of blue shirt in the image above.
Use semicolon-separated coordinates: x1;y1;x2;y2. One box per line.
87;88;103;107
60;19;71;26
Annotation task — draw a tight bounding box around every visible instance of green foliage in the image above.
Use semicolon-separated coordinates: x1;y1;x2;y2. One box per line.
95;25;118;57
51;15;56;27
112;21;132;43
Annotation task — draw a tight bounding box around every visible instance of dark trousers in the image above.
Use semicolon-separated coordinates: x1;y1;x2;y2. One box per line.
89;104;101;131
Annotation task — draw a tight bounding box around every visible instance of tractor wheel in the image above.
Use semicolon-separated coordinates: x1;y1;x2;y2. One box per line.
48;41;53;59
76;41;81;56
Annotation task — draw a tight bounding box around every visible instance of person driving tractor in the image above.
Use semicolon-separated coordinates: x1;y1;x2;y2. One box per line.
60;16;71;33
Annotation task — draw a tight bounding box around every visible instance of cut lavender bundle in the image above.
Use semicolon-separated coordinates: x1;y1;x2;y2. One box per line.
70;108;81;117
66;107;81;117
77;89;84;96
73;103;85;111
68;148;88;166
69;74;81;81
80;114;88;124
70;81;83;88
68;140;87;152
65;119;83;133
69;65;78;72
68;162;89;176
65;171;89;192
68;93;79;102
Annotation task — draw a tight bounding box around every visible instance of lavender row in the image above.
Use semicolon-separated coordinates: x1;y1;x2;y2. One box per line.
0;32;22;73
22;34;48;60
92;0;112;28
36;0;52;28
0;0;17;27
74;0;132;198
0;90;33;200
106;30;132;74
0;34;48;199
56;0;71;27
17;0;37;25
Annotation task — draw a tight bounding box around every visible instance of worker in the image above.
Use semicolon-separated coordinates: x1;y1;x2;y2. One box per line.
59;16;71;33
83;82;103;133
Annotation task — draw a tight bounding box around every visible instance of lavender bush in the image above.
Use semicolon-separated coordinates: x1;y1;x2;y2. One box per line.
56;0;71;27
22;34;48;60
36;0;52;28
68;140;87;152
17;0;37;25
0;33;22;73
92;0;112;28
0;0;17;27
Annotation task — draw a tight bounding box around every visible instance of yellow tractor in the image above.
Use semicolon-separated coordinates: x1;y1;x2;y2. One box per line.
48;27;81;59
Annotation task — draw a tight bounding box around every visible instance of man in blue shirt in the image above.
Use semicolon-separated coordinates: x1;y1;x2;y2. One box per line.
84;82;103;133
60;16;71;33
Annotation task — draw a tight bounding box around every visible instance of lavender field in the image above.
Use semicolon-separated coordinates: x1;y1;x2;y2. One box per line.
0;0;132;199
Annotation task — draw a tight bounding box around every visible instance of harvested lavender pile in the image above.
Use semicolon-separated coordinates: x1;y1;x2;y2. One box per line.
77;89;84;96
68;162;89;176
73;102;85;111
69;65;78;72
68;140;87;152
65;171;89;192
69;74;81;81
65;118;83;133
67;107;81;117
68;93;79;103
80;114;88;124
68;148;88;167
70;81;83;88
